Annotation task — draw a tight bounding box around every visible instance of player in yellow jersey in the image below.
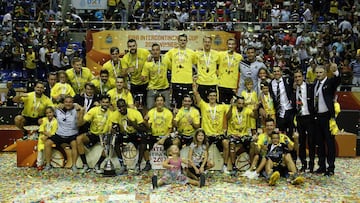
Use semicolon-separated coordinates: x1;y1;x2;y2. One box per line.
76;94;112;173
141;43;170;109
174;94;200;146
144;94;175;151
163;33;197;108
195;36;220;102
226;96;258;173
66;57;94;94
121;39;150;108
102;47;124;81
218;38;243;103
109;99;149;173
192;76;230;173
91;69;116;95
107;76;134;109
244;118;297;180
13;81;53;138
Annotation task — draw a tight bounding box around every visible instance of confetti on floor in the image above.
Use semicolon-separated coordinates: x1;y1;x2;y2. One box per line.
1;153;359;203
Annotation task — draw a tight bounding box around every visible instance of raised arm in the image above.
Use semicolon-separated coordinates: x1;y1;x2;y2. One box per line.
192;76;202;106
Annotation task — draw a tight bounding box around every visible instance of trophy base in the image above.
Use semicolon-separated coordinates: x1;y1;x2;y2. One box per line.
103;169;116;177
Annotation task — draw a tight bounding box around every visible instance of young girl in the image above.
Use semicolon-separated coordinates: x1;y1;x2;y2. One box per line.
186;129;213;180
258;81;275;127
152;145;205;189
50;70;75;103
241;77;258;133
37;106;58;169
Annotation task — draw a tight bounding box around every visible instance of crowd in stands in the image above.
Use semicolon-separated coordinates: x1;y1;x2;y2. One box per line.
0;1;359;89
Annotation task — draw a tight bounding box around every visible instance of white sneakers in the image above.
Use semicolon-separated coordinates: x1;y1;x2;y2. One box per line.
247;171;259;179
241;170;259;179
222;165;230;174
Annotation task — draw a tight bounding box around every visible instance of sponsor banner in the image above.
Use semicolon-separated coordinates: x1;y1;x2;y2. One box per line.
71;0;107;10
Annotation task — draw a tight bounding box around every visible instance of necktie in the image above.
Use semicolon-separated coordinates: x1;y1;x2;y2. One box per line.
297;87;302;116
276;80;281;115
276;80;280;104
86;97;92;112
314;82;320;114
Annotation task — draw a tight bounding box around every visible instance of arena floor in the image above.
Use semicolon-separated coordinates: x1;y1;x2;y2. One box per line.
0;152;359;203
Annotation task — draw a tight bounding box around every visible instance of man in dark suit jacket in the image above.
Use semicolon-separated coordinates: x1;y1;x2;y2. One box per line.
294;69;316;172
269;67;295;140
74;82;100;133
44;72;57;98
313;63;341;176
74;82;100;112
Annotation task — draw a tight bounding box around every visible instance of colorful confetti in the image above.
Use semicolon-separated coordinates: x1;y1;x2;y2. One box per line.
0;153;359;202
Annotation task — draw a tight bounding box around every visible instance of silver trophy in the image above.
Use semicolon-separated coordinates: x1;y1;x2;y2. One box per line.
100;131;117;177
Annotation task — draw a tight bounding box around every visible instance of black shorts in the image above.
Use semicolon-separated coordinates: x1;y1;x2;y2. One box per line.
79;122;90;134
23;116;40;126
85;132;100;148
208;135;227;152
142;134;163;150
218;86;235;104
50;134;77;146
116;132;143;148
229;135;253;151
180;134;193;146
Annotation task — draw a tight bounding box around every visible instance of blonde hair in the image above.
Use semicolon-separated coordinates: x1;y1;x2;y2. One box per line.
167;145;179;156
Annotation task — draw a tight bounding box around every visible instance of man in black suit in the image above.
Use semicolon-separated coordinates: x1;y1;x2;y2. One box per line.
313;63;341;176
44;72;57;98
269;67;295;141
73;82;99;113
74;82;100;134
294;69;316;172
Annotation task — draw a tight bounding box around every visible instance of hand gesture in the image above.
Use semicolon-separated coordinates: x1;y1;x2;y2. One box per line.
128;67;135;74
199;166;204;174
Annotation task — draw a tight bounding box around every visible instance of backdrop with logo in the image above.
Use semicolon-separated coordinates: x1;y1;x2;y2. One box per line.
86;30;237;75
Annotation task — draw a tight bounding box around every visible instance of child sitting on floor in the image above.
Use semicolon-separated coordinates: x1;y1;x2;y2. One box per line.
186;129;213;180
152;145;205;189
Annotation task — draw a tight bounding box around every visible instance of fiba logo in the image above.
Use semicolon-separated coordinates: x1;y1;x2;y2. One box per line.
214;35;222;46
106;34;113;44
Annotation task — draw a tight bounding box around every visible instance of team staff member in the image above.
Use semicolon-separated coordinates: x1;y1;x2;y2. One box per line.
44;96;85;172
107;76;134;109
293;69;316;172
141;43;170;109
192;76;230;173
195;35;220;102
163;33;197;108
174;94;200;146
13;81;53;137
237;46;266;95
66;57;94;94
217;38;243;103
102;47;123;81
313;62;340;176
121;39;150;107
268;66;295;159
